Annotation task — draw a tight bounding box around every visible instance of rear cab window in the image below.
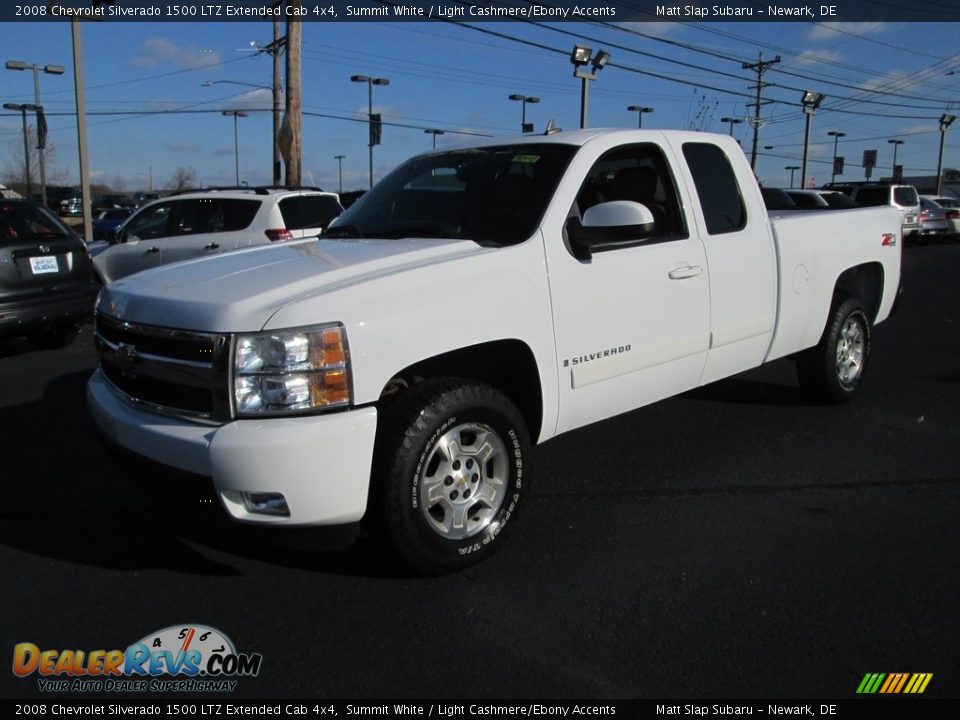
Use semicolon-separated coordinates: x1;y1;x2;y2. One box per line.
853;187;888;206
681;142;747;234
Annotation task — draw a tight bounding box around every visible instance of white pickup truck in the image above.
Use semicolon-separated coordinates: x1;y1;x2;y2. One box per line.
88;129;902;573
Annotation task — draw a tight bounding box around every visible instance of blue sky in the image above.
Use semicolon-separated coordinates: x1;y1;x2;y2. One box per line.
1;19;958;192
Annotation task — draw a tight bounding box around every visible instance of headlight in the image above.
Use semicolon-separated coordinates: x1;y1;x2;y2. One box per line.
233;323;351;416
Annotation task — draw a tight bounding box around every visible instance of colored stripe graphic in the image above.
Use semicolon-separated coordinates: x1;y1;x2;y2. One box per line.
857;672;932;694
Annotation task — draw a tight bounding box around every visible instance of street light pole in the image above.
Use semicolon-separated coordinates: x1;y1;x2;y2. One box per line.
351;75;389;189
424;129;445;148
223;110;248;185
508;94;540;133
936;113;956;196
570;46;610;130
203;79;278;184
627;105;653;128
5;59;65;207
888;138;904;180
334;154;345;194
827;130;846;184
2;103;37;198
800;91;825;190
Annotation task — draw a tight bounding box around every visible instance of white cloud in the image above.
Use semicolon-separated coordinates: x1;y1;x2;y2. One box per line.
219;88;274;111
807;22;888;42
132;38;221;70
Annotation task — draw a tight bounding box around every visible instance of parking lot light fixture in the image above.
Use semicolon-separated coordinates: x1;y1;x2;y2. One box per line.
937;114;956;195
827;131;846;183
222;110;249;185
570;46;610;129
570;46;592;66
509;94;540;133
5;59;66;207
627;105;654;129
351;74;390;189
720;116;743;137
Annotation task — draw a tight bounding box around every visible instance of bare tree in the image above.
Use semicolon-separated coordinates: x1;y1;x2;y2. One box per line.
168;165;197;191
111;173;128;192
1;123;69;193
686;90;720;132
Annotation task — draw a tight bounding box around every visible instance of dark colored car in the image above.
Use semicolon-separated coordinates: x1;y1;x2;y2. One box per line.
760;187;798;211
0;200;99;348
92;194;130;214
92;207;135;242
132;192;161;207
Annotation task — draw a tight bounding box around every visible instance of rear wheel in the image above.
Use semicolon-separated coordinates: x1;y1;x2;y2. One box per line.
375;379;530;574
797;296;871;403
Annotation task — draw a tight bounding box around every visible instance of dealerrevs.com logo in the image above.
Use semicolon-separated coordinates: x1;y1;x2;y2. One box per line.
13;625;262;693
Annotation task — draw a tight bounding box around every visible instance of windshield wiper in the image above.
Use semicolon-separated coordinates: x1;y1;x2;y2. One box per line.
322;224;364;239
373;224;455;239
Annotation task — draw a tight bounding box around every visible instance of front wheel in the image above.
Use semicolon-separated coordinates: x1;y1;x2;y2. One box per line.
797;296;871;403
375;379;530;574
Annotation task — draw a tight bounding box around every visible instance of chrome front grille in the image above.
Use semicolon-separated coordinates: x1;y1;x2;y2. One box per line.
94;314;232;421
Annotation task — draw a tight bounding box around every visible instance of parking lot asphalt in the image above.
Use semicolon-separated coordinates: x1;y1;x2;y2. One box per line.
0;241;957;700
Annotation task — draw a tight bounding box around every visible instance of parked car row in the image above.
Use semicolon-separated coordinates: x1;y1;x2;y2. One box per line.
764;181;959;244
1;186;345;351
58;191;162;217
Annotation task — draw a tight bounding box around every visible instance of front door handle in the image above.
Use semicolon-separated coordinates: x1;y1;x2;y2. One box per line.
145;246;159;255
668;265;703;280
204;243;220;251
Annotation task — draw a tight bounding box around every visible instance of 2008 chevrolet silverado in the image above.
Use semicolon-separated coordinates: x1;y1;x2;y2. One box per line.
88;130;901;573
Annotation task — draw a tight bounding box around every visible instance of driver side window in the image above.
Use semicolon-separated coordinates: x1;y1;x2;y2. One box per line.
571;143;686;244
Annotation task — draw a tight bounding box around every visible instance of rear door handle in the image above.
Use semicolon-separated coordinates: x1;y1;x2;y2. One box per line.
668;265;703;280
204;243;220;251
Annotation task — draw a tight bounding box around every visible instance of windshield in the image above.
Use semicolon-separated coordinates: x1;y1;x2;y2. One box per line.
325;143;577;246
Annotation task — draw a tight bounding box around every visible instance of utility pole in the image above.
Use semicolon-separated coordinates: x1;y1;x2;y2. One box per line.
71;20;93;242
284;6;302;187
742;53;780;171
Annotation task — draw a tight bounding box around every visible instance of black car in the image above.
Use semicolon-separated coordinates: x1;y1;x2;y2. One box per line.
92;194;130;214
0;200;99;348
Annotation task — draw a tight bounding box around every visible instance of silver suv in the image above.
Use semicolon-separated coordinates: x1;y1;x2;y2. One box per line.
848;184;921;239
93;187;343;283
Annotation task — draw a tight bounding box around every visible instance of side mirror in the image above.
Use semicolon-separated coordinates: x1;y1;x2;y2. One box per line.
567;200;656;260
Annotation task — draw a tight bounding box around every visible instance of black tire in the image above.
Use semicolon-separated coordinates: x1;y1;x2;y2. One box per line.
374;379;530;575
27;326;78;350
797;296;871;404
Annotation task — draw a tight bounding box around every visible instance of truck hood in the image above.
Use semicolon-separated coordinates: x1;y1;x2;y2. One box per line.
96;237;485;331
